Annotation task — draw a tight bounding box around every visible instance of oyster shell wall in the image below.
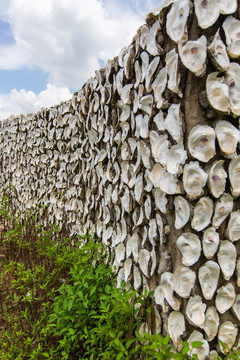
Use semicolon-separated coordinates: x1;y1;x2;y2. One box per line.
1;0;240;353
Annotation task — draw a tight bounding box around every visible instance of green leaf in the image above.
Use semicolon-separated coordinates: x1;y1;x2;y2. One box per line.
67;298;74;312
191;341;203;349
108;330;116;338
181;342;190;355
163;335;170;346
42;353;50;358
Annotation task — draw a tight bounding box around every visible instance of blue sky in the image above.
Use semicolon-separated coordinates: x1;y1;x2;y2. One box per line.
0;0;162;119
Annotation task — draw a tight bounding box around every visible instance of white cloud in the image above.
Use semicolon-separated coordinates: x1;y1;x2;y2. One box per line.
1;0;145;88
0;84;72;120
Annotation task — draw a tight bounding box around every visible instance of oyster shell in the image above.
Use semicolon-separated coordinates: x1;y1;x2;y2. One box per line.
220;0;237;15
149;163;181;194
187;330;209;360
215;283;236;314
207;160;227;198
165;144;187;175
183;161;208;200
126;233;139;262
203;306;219;341
133;265;142;290
174;195;190;229
152;67;168;109
207;29;230;72
188;125;216;163
237;258;240;287
229;156;240;197
218;321;238;352
178;36;207;76
217;240;236;280
194;0;220;29
226;62;240;116
227;210;240;242
166;49;182;97
177;233;201;266
215;120;239;157
165;104;182;143
154;272;181;311
212;193;233;228
186;295;206;328
198;261;220;300
232;294;240;321
223;16;240;59
202;227;220;259
168;311;185;350
206;72;230;114
138;249;150;277
172;265;196;298
191;197;213;232
166;0;189;43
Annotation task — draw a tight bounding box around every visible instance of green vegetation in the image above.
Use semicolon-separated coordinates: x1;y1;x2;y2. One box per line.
0;191;239;359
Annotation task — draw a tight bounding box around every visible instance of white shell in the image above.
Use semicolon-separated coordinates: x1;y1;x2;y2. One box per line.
183;161;208;200
207;160;227;198
229;156;240;197
187;330;209;360
178;36;207;76
166;0;189;43
166;49;182;96
186;295;206;328
150;132;169;165
165;144;187;175
226;62;240;116
126;233;139;262
191;197;213;232
207;29;230;72
138;249;150;277
232;294;240;321
203;307;219;341
174;196;190;229
198;261;220;300
223;16;240;59
155;272;181;311
165;104;182;143
220;0;237;15
218;321;238;352
227;210;240;242
177;233;201;266
194;0;220;29
217;240;236;280
188;125;216;163
206;72;230;114
172;265;196;298
202;227;220;259
149;163;181;195
212;193;233;228
152;67;168;109
237;258;240;287
215;283;236;314
168;311;185;350
133;265;142;290
215;120;239;157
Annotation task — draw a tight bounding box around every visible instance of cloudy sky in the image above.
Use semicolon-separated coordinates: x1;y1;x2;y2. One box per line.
0;0;162;120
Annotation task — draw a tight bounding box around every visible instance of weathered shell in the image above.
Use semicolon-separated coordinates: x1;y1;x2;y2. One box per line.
226;62;240;116
191;197;213;232
149;163;181;194
172;265;196;298
223;16;240;59
177;233;201;266
152;67;168;108
133;265;142;290
207;29;230;72
198;261;220;300
220;0;237;15
227;210;240;242
232;294;240;321
207;160;227;198
206;72;230;114
168;311;186;350
188;125;216;163
212;193;233;228
174;195;190;229
186;295;206;328
166;0;189;43
178;36;207;76
215;283;236;314
237;259;240;287
154;272;181;311
215;120;239;157
218;321;238;352
217;240;236;280
194;0;220;29
183;161;208;200
165;104;182;143
153;188;168;213
202;227;220;259
138;249;151;277
229;156;240;197
203;307;219;341
165;144;187;175
165;49;182;96
187;330;209;360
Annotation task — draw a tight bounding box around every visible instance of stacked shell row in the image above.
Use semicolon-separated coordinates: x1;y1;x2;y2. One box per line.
0;0;240;357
